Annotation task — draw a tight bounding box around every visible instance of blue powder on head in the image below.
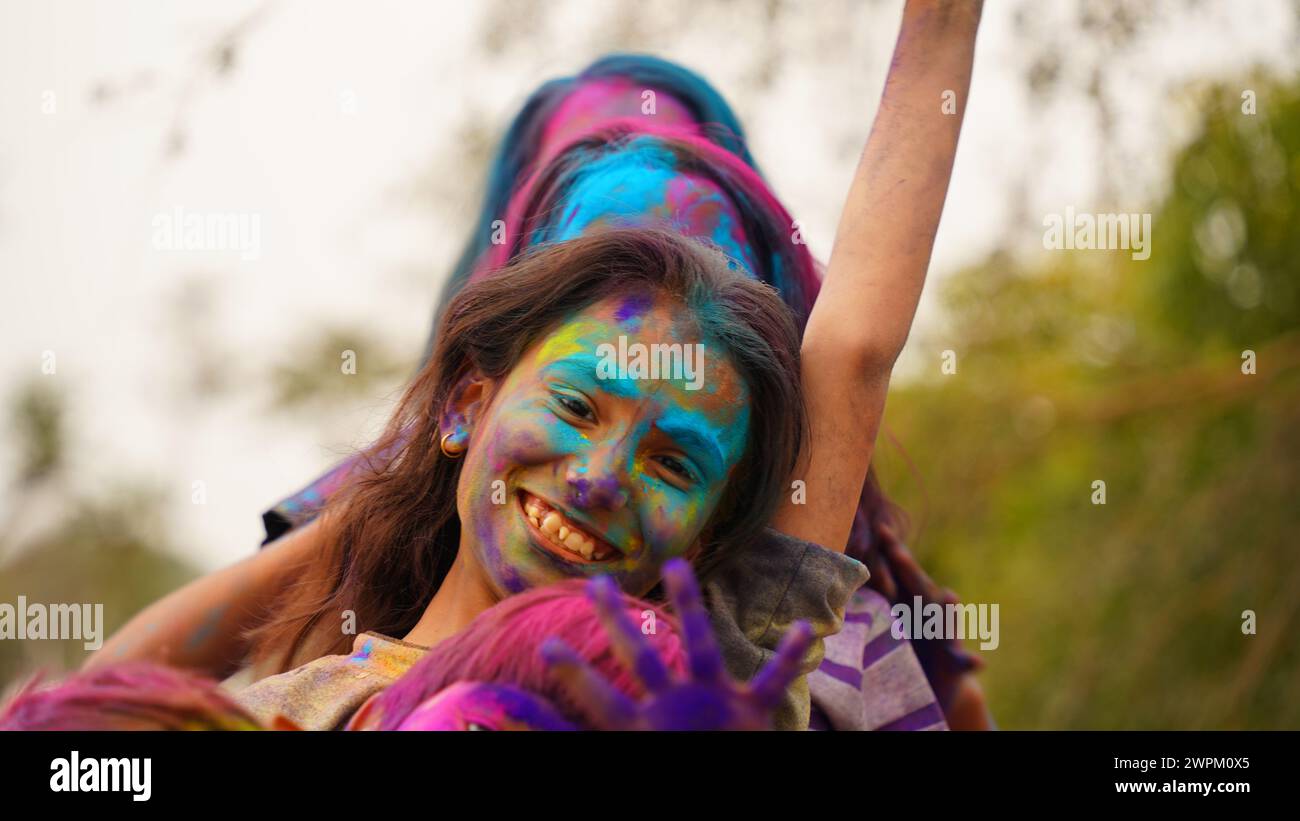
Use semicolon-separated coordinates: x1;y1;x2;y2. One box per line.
541;137;760;276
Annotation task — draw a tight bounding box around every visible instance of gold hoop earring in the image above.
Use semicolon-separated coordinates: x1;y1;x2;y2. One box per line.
440;432;465;459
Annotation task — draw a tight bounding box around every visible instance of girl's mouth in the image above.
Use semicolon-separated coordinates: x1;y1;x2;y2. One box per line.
518;490;621;564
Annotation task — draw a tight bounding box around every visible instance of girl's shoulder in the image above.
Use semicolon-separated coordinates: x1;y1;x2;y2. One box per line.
810;587;948;731
706;527;869;645
703;527;870;730
229;632;426;730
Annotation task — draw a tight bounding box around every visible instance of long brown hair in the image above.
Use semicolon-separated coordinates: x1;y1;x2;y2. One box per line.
248;228;806;672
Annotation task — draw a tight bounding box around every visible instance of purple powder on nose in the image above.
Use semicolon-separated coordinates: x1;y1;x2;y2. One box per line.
569;477;593;506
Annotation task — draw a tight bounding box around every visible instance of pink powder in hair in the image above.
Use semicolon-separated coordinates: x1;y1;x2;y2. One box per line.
538;77;701;164
0;662;265;731
365;579;687;730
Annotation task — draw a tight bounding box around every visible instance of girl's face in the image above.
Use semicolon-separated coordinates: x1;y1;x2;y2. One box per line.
347;682;574;731
454;292;751;598
394;682;574;731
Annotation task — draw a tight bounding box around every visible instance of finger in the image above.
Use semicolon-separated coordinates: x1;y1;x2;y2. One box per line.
749;621;814;711
662;558;724;684
540;638;636;730
588;575;671;694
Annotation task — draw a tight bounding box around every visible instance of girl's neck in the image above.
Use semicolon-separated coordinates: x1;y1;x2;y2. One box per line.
403;550;500;649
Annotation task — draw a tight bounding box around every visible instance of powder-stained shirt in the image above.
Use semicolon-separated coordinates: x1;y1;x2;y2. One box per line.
231;632;427;731
808;587;947;731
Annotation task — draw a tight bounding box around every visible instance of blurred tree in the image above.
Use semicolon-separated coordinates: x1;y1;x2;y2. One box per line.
11;380;63;485
1145;74;1300;349
0;384;200;689
877;69;1300;729
266;326;410;411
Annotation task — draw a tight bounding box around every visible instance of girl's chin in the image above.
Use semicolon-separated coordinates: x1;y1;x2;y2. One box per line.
486;543;643;591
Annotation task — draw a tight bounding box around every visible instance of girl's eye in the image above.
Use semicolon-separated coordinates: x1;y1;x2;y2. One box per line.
554;393;595;421
655;454;695;483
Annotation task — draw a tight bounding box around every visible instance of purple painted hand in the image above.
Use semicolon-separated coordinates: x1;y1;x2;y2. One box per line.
542;558;812;731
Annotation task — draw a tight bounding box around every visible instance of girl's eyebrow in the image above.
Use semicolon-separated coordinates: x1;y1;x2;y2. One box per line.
543;355;640;398
542;356;729;473
541;355;603;382
654;420;725;477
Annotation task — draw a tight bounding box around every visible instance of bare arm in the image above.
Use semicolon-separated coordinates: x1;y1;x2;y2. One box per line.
85;517;323;678
773;0;982;551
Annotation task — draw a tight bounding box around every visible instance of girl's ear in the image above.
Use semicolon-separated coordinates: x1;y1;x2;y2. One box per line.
439;371;495;453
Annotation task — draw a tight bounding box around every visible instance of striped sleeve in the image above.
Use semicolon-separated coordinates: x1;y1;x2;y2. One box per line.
809;587;948;731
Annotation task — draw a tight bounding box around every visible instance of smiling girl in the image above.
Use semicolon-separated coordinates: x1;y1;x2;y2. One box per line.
91;0;987;729
226;227;853;729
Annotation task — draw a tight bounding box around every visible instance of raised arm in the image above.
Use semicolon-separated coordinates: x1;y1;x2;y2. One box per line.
773;0;982;551
85;517;323;678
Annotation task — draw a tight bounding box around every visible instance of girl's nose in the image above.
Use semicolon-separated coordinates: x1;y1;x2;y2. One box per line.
565;452;631;512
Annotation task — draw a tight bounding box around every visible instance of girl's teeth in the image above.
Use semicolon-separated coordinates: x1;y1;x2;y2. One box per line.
541;511;562;535
564;531;589;556
526;495;614;561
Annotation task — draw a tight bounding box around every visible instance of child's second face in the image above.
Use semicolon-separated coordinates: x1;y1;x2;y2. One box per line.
347;682;574;731
455;291;751;598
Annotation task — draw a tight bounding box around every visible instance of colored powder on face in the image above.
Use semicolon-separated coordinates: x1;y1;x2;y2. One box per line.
397;682;575;731
457;295;754;599
533;318;606;364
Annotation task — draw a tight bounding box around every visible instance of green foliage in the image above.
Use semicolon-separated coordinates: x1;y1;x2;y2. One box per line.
879;73;1300;728
1146;75;1300;350
0;492;200;686
0;387;200;688
10;380;64;485
267;326;411;410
